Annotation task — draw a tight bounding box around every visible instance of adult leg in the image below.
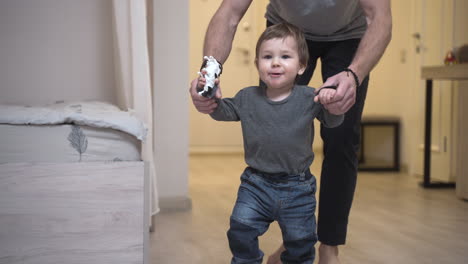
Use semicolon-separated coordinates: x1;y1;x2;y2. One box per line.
318;39;369;247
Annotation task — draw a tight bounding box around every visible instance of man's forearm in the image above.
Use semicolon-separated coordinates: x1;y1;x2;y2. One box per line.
203;12;238;64
202;0;252;64
349;0;392;83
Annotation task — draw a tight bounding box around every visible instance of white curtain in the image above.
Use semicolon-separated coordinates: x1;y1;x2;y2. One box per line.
112;0;159;216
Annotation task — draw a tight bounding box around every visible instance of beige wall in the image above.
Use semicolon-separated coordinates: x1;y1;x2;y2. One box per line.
363;0;416;170
0;0;116;105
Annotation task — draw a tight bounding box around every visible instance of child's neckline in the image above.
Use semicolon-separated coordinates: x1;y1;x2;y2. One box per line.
262;85;296;104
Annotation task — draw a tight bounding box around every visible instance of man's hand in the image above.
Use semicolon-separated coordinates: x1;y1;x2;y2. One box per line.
189;73;222;114
314;71;356;115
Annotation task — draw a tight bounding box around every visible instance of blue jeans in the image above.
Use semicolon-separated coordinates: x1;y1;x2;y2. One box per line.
227;167;317;264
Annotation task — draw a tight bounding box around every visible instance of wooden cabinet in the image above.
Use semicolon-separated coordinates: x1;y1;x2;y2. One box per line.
0;162;149;264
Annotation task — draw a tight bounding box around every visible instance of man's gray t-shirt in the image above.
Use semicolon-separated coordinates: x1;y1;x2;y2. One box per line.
210;85;343;175
265;0;367;41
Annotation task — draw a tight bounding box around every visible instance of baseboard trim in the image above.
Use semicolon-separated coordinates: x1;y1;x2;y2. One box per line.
190;146;244;154
190;147;323;155
158;196;192;212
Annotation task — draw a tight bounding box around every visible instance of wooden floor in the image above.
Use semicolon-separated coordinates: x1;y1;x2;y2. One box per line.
151;154;468;264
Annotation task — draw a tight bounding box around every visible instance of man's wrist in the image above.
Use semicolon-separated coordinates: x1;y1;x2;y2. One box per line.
343;68;360;88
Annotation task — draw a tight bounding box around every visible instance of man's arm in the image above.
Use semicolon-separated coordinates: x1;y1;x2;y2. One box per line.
190;0;252;114
319;0;392;114
203;0;253;64
348;0;392;82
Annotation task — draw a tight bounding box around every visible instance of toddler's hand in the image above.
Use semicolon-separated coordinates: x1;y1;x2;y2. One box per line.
314;85;337;105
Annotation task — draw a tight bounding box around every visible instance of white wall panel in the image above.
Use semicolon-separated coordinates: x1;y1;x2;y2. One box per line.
0;0;116;105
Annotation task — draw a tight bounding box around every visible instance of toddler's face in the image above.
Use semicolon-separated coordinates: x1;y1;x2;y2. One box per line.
256;36;305;92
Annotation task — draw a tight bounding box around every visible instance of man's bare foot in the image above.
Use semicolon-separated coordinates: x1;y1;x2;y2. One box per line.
318;244;341;264
266;244;285;264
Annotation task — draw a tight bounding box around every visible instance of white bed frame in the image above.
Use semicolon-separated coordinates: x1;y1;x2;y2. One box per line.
0;161;149;264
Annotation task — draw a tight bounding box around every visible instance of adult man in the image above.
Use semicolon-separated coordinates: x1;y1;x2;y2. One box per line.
189;1;392;263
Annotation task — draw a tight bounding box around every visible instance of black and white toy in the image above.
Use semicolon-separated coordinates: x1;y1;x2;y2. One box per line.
198;56;222;98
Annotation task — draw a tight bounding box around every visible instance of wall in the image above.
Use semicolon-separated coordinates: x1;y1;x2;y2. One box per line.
0;0;116;105
361;1;415;169
350;0;467;173
453;0;468;48
153;0;190;209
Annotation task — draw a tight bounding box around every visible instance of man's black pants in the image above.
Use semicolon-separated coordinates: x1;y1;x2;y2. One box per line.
297;38;369;245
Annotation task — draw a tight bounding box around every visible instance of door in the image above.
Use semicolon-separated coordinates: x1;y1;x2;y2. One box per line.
189;0;265;153
411;0;455;182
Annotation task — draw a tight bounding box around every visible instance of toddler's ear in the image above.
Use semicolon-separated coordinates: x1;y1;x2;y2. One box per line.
298;65;306;75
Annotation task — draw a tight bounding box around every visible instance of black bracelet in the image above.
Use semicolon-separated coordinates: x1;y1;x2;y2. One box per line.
344;68;360;88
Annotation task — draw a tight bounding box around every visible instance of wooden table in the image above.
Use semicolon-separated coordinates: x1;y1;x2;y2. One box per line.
421;64;468;188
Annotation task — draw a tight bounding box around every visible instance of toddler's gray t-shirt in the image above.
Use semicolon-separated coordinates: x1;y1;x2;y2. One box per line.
210;85;343;175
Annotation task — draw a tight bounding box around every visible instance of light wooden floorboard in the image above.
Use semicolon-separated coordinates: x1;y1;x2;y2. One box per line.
151;154;468;264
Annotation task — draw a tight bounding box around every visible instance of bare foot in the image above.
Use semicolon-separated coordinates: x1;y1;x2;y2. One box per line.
318;244;341;264
266;244;285;264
